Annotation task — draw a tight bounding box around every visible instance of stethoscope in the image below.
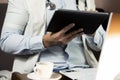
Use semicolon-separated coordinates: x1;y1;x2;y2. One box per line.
46;0;84;10
46;0;56;10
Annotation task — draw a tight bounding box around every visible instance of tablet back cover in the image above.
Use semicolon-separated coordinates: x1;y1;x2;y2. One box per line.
47;9;109;34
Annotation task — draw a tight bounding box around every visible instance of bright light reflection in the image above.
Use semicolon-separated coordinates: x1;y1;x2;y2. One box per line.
96;36;120;80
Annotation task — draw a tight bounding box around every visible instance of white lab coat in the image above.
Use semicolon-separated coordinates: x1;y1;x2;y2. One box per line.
2;0;97;74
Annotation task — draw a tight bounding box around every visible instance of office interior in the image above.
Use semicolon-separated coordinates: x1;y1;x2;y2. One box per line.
0;0;120;72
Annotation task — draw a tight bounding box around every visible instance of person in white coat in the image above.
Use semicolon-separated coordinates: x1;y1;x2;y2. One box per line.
0;0;105;79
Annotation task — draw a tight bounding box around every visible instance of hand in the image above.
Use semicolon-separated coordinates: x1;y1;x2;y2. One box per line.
86;33;95;37
43;23;83;48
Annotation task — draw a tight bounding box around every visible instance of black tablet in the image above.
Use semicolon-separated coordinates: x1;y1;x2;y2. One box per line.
47;9;109;34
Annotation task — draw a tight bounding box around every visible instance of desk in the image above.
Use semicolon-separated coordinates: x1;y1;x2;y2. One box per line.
11;72;72;80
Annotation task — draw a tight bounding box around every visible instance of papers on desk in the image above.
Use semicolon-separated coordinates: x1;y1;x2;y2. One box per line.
60;68;97;80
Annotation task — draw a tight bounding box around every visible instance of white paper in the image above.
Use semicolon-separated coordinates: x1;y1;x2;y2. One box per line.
60;68;97;80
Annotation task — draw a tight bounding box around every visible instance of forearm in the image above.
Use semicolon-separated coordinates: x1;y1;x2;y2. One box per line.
0;0;46;55
0;28;45;55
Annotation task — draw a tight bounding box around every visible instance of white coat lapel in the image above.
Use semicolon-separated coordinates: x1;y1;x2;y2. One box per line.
25;0;46;36
13;0;46;73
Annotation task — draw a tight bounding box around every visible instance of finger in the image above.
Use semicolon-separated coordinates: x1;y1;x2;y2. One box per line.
59;30;83;45
46;31;52;34
66;28;83;39
65;32;84;43
86;33;95;37
60;28;83;44
59;23;75;34
46;32;53;36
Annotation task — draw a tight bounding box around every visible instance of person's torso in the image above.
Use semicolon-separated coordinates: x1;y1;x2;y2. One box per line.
39;0;87;69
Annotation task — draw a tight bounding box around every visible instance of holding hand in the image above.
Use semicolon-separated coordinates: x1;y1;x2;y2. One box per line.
43;23;83;48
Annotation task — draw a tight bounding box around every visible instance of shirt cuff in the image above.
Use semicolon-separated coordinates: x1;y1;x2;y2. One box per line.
29;35;46;51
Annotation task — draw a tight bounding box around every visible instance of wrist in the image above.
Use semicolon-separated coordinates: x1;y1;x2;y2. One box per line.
43;35;50;48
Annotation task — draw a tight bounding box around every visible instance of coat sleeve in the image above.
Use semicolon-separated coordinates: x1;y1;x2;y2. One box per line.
0;0;45;55
85;25;106;51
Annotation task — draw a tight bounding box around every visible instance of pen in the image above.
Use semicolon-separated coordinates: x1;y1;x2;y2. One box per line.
65;70;77;72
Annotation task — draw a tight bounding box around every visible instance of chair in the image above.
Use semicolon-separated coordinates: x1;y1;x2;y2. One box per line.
0;0;14;71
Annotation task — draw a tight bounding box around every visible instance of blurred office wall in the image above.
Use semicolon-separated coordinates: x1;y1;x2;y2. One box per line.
95;0;120;12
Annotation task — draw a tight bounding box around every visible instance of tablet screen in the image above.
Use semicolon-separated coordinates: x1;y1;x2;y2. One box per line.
47;9;109;34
